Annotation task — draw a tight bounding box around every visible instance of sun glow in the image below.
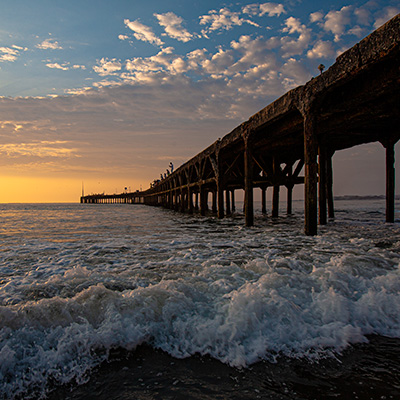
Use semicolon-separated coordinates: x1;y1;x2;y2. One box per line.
0;176;145;203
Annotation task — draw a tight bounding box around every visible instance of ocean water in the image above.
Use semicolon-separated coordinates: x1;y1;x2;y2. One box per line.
1;200;400;399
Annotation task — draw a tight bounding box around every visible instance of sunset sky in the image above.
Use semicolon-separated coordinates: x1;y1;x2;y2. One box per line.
0;0;399;203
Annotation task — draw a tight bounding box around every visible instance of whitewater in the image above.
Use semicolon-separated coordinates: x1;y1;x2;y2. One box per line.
1;200;400;398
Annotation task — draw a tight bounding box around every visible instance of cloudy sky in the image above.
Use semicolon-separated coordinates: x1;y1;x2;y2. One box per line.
0;0;399;202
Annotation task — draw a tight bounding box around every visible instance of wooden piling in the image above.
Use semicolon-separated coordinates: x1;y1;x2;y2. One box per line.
195;191;199;211
217;185;224;218
286;164;293;215
304;110;318;236
188;186;193;214
244;139;254;227
327;151;335;220
272;158;279;218
175;190;179;211
225;189;231;215
212;190;217;214
180;190;186;212
261;187;267;214
200;186;207;216
383;139;396;222
318;144;327;225
272;185;279;218
287;184;293;215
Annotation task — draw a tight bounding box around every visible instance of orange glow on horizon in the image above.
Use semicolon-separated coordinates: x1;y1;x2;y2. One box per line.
0;176;148;203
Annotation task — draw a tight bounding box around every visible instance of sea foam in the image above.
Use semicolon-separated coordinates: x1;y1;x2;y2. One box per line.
1;202;400;398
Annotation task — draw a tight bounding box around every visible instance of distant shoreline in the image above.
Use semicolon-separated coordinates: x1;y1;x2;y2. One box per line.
334;195;400;201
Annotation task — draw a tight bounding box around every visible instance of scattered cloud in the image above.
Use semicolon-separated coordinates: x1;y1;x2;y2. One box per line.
280;57;311;90
155;12;195;42
186;48;208;70
354;7;371;26
0;141;77;158
373;6;400;28
6;2;395;107
46;62;69;71
199;3;286;37
124;47;179;82
323;6;353;42
242;2;286;17
5;2;397;98
36;38;63;50
0;46;26;62
307;40;335;59
0;120;24;132
93;58;122;76
45;62;86;71
347;25;365;37
309;12;323;23
89;29;305;119
0;86;242;180
308;4;397;42
124;19;164;46
11;45;25;51
201;47;234;76
230;35;277;73
199;7;259;36
280;17;311;57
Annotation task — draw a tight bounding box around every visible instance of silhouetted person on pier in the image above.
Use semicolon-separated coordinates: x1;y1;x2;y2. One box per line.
169;162;174;173
166;169;170;176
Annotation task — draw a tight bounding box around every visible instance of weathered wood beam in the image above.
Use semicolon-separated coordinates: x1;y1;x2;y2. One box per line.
253;154;273;178
253;176;304;187
209;155;219;178
293;158;304;178
222;153;241;178
280;162;291;177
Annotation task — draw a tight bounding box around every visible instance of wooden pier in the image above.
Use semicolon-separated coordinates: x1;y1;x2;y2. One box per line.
81;15;400;235
80;192;143;204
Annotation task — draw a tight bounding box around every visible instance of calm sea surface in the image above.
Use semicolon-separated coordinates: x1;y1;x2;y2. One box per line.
1;200;400;399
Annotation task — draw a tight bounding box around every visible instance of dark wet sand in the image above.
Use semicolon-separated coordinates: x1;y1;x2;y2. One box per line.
48;336;400;400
